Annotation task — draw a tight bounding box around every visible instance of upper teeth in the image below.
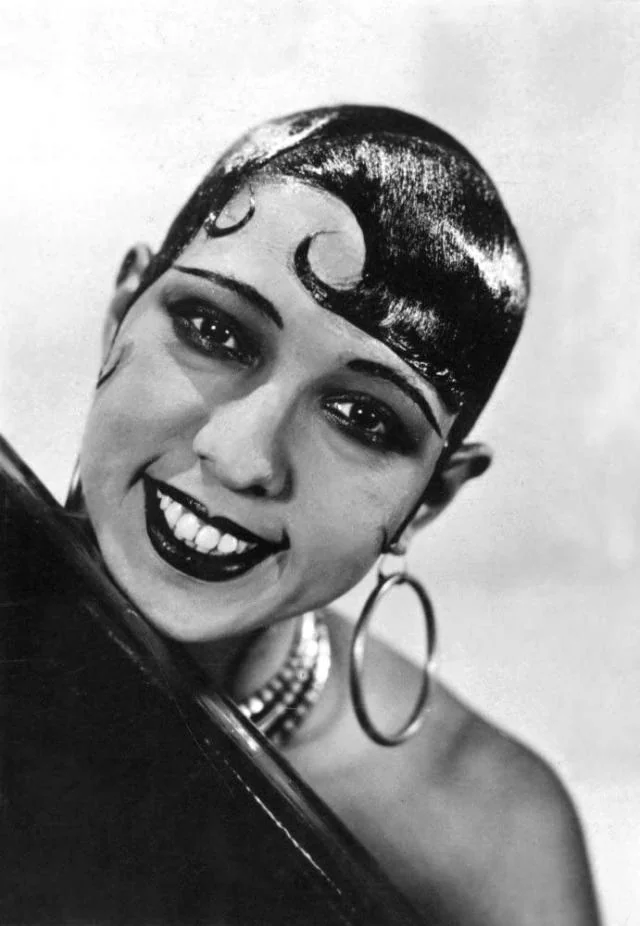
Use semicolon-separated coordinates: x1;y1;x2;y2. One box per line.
157;490;254;555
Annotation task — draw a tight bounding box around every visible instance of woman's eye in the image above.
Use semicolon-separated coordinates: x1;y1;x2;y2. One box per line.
190;315;239;352
169;302;254;363
325;396;409;451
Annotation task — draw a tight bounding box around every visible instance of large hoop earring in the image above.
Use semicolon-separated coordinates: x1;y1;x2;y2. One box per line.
349;557;437;747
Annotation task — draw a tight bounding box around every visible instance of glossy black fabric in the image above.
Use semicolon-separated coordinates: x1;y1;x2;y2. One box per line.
0;438;423;925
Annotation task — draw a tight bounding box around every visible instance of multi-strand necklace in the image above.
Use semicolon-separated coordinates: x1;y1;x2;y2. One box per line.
235;612;331;747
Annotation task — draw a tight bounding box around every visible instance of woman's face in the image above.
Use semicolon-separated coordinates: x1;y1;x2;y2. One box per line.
80;178;455;642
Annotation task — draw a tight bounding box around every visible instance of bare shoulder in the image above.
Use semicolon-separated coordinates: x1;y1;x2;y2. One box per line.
287;612;601;925
436;698;601;925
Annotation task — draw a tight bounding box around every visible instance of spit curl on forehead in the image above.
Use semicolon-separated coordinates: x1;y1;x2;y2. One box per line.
204;178;367;292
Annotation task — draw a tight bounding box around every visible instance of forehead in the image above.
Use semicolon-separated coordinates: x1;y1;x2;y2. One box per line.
188;177;367;290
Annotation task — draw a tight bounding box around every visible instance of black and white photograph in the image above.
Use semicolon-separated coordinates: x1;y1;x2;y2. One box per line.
0;2;637;923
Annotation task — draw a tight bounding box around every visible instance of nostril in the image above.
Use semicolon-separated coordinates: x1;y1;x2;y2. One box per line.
192;402;292;498
194;441;289;498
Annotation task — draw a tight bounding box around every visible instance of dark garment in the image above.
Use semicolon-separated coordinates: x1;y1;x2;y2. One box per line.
0;438;422;926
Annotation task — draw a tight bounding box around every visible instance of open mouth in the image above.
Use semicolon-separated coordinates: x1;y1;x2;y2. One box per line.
143;475;288;582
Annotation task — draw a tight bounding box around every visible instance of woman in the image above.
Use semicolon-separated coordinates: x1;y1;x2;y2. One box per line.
75;105;599;924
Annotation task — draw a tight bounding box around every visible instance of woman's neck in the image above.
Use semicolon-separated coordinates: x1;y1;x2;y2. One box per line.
185;616;300;699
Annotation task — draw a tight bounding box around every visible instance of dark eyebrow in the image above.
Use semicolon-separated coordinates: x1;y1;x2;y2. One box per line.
346;358;443;437
174;265;283;329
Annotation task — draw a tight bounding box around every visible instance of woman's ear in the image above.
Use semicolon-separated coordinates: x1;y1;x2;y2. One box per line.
408;442;493;535
385;442;492;554
101;243;154;359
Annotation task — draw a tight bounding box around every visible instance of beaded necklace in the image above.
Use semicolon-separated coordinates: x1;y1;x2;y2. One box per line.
235;612;331;747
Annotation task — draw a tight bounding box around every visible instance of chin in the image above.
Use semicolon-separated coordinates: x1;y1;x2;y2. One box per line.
129;594;233;644
97;525;293;646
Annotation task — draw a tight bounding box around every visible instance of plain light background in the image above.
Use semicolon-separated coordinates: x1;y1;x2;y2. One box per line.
1;1;638;922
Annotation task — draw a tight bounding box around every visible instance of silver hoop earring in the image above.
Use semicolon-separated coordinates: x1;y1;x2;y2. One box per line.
349;559;437;747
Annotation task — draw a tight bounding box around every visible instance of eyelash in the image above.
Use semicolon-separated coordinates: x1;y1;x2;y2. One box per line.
167;300;414;455
323;395;414;453
168;299;257;365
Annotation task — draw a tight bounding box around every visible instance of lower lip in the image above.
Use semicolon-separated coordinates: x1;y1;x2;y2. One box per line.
142;478;281;583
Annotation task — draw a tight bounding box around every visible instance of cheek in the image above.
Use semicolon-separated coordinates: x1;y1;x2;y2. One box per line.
293;447;421;589
80;335;204;488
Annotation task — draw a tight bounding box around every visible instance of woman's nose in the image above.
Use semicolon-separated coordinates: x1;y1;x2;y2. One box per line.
192;385;292;498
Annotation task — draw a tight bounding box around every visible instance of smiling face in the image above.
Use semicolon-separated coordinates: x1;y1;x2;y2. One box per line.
80;178;454;643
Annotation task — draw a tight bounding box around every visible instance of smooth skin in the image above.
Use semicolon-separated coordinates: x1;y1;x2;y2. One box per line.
289;617;601;926
81;178;601;925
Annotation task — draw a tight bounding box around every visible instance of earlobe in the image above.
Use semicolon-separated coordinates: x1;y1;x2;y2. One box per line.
101;243;154;359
